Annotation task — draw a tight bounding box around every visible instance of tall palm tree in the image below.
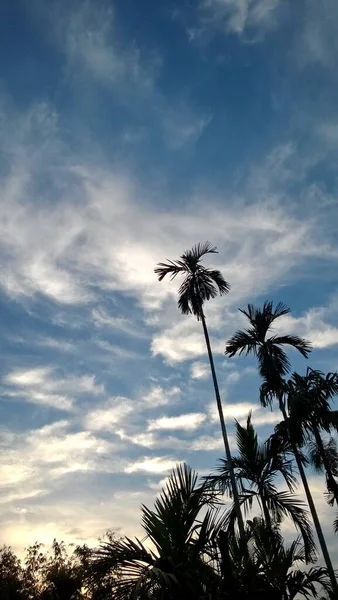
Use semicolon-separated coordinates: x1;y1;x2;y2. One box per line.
206;414;315;561
225;301;338;594
87;464;224;600
286;369;338;504
155;242;245;539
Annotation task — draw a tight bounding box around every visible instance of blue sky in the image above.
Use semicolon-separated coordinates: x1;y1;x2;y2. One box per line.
1;0;338;559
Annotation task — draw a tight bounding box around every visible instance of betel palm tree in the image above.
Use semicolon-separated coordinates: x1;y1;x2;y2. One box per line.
225;301;338;594
247;518;331;600
87;464;224;600
286;369;338;504
219;517;330;600
206;414;315;561
155;242;245;540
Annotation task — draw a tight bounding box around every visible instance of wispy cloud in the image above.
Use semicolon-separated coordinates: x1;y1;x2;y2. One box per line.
295;0;338;69
0;420;123;494
92;308;148;339
208;401;280;427
2;367;103;410
190;361;210;380
84;396;134;431
275;300;338;350
29;0;209;150
194;0;282;39
125;456;179;474
148;413;206;431
142;385;181;407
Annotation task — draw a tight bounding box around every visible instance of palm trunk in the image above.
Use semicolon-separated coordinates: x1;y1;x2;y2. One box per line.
279;400;338;595
259;488;273;533
312;425;338;502
200;312;246;541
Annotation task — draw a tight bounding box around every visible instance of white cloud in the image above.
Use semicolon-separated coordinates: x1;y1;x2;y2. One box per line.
30;0;208;151
225;366;256;384
84;396;134;431
92;308;148;339
207;401;280;427
0;99;333;338
162;112;211;149
190;361;209;380
142;385;181;407
199;0;281;37
151;318;225;364
190;435;226;451
295;0;338;69
3;367;103;410
0;421;123;496
275;302;338;350
148;413;206;431
125;456;179;474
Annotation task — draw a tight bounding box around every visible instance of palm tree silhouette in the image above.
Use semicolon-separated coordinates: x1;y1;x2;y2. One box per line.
155;242;245;539
286;368;338;504
206;414;315;561
225;301;338;594
88;464;224;600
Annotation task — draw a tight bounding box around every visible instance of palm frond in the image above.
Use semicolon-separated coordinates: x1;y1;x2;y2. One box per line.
269;335;312;358
154;259;187;281
235;413;259;469
207;269;230;296
286;566;331;599
334;513;338;535
240;301;290;337
225;329;258;357
266;491;316;562
181;241;218;262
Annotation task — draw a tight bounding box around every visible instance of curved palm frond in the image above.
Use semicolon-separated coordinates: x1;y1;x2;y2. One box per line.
334;513;338;535
265;490;316;562
154;258;188;281
141;463;209;555
286;566;331;599
181;241;218;262
308;438;338;477
269;335;312;359
225;329;258;358
240;301;290;335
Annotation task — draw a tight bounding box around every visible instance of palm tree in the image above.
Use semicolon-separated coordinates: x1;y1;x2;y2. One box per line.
247;518;331;600
286;369;338;504
225;301;338;594
206;414;315;561
87;463;329;600
155;242;245;539
87;464;224;600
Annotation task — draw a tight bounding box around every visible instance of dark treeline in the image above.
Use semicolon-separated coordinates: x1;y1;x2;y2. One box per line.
2;243;338;599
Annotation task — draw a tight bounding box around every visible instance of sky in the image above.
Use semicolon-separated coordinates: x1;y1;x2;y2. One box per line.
0;0;338;563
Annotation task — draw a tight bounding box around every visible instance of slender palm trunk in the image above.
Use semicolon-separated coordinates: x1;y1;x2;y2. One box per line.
312;425;338;501
279;400;338;595
259;488;273;533
200;312;246;541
